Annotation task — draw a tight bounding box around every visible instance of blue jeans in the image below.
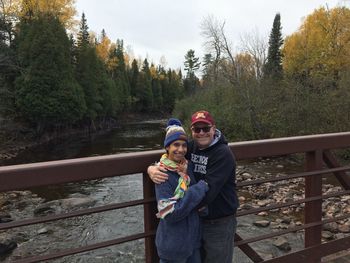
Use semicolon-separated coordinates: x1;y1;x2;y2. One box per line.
201;216;237;263
159;248;201;263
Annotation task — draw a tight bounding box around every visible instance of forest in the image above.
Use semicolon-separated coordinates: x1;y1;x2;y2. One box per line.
175;7;350;142
0;0;186;137
1;0;350;145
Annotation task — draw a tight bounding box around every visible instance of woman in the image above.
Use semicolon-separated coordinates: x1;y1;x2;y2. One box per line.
155;118;209;263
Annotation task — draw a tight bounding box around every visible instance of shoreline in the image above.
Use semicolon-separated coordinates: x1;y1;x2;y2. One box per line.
0;112;168;164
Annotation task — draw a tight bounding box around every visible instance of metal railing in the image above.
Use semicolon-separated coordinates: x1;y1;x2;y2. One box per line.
0;132;350;262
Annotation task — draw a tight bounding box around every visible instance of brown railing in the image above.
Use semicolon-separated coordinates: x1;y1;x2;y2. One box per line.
0;132;350;262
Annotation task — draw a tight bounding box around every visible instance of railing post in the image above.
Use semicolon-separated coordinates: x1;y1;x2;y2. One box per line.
143;172;159;263
304;150;323;263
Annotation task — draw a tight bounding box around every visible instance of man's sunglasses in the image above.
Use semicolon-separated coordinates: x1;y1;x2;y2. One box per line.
191;126;212;133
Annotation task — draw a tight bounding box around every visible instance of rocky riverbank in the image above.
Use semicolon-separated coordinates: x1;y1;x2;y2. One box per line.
0;120;35;161
235;158;350;260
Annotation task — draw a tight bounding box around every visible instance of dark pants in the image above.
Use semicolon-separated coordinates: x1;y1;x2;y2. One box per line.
201;216;237;263
159;248;201;263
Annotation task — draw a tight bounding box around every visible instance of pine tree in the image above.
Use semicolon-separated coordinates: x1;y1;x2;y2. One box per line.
142;58;151;79
95;57;121;118
184;49;201;78
129;59;139;100
77;12;89;48
160;69;177;113
176;69;185;99
263;13;284;79
136;59;153;111
115;39;131;108
184;49;201;95
75;13;103;123
68;33;77;66
151;71;162;111
15;14;86;133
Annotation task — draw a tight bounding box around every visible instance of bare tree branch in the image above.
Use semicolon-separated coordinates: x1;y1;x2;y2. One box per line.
239;28;268;80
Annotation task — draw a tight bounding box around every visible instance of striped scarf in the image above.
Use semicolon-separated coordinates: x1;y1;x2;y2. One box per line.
156;154;190;219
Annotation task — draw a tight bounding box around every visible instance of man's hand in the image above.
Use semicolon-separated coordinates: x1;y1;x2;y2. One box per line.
148;165;168;184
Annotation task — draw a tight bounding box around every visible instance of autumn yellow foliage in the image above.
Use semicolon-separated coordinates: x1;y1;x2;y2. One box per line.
96;33;112;63
283;7;350;80
235;52;256;80
0;0;77;29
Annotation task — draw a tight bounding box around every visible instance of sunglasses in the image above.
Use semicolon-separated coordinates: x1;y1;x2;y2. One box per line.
191;126;212;133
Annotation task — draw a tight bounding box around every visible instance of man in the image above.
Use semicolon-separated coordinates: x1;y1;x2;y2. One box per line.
148;110;239;263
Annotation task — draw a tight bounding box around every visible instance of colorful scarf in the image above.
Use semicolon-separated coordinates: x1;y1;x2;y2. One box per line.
156;154;190;219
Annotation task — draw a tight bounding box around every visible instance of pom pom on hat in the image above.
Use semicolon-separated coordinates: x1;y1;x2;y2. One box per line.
164;118;188;147
166;118;182;130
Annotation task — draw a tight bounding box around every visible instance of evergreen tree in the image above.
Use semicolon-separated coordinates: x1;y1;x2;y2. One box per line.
176;69;185;99
115;39;131;108
184;49;201;78
135;59;153;111
142;58;151;79
106;41;129;111
75;48;102;122
75;13;103;123
68;33;77;66
263;13;284;79
101;28;106;39
95;57;121;118
183;75;200;95
136;71;153;111
129;59;139;100
152;77;162;111
15;14;86;133
161;69;177;113
0;15;19;119
184;49;201;95
77;12;89;48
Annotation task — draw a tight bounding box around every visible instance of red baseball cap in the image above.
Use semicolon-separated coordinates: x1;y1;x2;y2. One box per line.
191;110;215;126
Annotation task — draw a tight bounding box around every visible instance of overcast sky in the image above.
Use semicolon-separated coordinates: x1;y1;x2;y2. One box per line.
75;0;343;70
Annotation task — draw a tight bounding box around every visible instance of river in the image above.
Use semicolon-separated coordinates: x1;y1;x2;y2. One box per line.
1;120;167;262
0;120;330;262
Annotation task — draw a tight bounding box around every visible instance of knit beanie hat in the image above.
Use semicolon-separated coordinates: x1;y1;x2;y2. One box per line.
164;118;188;147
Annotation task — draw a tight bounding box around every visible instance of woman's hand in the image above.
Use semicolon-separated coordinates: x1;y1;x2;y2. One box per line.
148;165;168;184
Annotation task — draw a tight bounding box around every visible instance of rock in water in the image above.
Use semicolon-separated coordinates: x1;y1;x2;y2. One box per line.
273;237;291;251
0;212;13;223
0;240;17;255
253;220;271;227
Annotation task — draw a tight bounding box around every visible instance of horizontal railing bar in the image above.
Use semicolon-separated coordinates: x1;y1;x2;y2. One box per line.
235;213;350;246
0;197;156;230
230;132;350;160
237;165;350;187
237;196;319;217
13;188;348;233
237;190;350;217
1;132;350;192
262;235;350;263
13;230;156;263
0;151;163;192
